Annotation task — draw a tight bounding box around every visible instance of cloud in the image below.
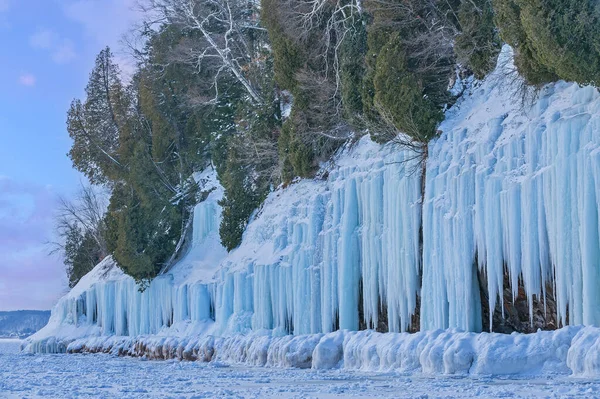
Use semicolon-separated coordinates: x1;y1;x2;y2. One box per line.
30;29;58;49
0;178;67;310
52;40;76;64
18;73;36;87
29;29;77;64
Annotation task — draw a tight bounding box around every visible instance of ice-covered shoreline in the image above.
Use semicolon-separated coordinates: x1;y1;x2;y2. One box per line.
5;347;599;399
25;326;600;378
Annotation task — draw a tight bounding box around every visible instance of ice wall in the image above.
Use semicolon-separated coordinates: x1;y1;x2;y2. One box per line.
28;169;227;350
218;139;422;334
421;50;600;331
30;140;423;351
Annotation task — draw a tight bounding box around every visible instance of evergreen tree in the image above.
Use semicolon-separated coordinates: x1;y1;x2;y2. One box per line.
455;0;502;80
493;0;600;86
67;48;130;185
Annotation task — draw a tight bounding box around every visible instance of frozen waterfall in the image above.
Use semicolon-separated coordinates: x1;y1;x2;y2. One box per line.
421;51;600;331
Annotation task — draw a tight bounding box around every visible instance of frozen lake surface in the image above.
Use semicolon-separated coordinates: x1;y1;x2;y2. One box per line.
1;339;600;398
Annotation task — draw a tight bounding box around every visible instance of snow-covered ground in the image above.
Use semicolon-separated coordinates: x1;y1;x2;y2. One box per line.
2;340;600;398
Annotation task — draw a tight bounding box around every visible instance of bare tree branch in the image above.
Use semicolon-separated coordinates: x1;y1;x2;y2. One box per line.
140;0;265;105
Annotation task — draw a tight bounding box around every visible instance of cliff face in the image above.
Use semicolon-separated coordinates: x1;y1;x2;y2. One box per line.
28;49;600;353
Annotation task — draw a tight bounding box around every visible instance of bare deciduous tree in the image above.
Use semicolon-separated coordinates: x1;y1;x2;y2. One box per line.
294;69;353;142
49;183;110;286
139;0;266;105
279;0;362;109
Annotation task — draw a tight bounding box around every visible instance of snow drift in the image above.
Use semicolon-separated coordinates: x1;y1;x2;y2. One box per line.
27;47;600;377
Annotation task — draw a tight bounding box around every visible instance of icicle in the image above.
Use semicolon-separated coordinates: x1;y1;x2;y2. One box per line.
421;50;600;331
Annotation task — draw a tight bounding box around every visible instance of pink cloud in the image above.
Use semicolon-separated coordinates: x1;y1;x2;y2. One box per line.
0;178;67;310
18;73;36;87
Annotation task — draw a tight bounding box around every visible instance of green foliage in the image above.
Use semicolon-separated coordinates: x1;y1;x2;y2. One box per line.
111;182;184;284
66;32;211;284
455;0;502;79
261;0;304;91
67;48;129;185
218;139;266;251
262;0;366;183
278;116;316;182
372;34;444;142
340;18;368;122
492;0;557;84
493;0;600;86
104;27;211;283
260;0;316;181
362;0;460;143
362;27;391;123
63;226;104;288
218;58;280;251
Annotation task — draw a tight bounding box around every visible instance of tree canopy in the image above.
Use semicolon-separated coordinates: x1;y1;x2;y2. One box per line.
61;0;600;285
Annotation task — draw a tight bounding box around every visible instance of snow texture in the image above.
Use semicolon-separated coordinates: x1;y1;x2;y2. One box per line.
5;340;600;399
25;47;600;379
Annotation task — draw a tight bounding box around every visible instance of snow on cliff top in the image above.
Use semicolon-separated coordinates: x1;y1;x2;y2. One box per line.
68;256;125;299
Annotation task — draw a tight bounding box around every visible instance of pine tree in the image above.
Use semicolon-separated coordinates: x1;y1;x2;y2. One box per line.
67;48;130;185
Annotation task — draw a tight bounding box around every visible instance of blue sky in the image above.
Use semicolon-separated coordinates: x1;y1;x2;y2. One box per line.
0;0;138;310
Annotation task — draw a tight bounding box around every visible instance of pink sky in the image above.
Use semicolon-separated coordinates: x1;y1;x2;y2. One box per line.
0;0;139;311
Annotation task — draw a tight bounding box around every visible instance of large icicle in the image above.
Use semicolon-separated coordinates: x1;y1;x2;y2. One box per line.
224;138;423;335
421;48;600;331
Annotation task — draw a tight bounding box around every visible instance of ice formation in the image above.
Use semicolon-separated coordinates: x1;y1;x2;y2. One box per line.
421;50;600;331
222;139;422;335
28;48;600;376
34;324;600;378
30;137;423;353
